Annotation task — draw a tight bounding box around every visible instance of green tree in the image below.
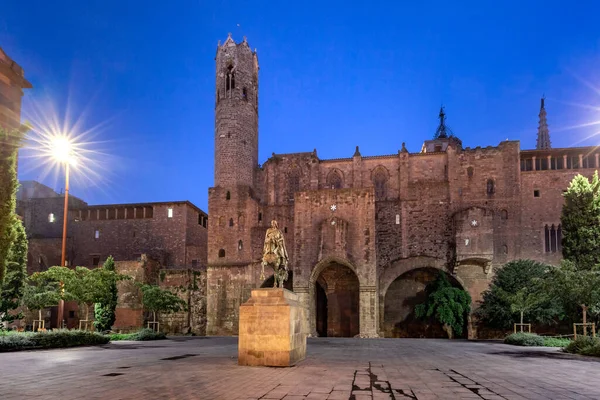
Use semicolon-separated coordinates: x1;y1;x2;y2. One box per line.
140;284;187;329
506;287;546;330
94;256;118;332
415;272;471;338
0;125;29;283
476;260;560;330
561;172;600;271
23;274;61;323
543;260;600;327
35;265;128;325
0;218;28;326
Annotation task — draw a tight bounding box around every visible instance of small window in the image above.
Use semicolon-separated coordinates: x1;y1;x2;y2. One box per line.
203;218;207;228
48;213;55;223
500;210;508;220
242;87;247;100
68;310;75;318
501;245;508;254
94;230;100;239
284;227;288;233
486;179;495;196
229;218;234;227
198;214;202;225
434;145;442;152
226;191;231;200
92;256;100;266
167;208;174;218
218;249;225;258
192;259;199;268
258;212;262;222
238;240;243;251
534;190;540;198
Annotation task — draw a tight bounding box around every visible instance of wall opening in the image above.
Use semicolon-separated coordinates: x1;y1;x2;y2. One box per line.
314;263;359;337
383;268;466;338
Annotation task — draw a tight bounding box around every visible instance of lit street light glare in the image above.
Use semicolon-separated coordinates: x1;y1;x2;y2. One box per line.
50;135;78;166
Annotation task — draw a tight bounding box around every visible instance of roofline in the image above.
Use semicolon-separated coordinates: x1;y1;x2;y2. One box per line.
82;200;207;215
521;145;600;154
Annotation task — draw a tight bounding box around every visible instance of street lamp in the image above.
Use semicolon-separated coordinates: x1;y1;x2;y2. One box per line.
51;136;77;328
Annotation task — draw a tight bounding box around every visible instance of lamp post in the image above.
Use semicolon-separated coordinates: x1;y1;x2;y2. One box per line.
51;136;76;329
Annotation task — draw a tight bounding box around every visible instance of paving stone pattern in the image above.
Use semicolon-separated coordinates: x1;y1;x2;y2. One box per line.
1;337;599;400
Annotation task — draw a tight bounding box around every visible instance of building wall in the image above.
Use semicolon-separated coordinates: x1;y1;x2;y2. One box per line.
0;47;31;131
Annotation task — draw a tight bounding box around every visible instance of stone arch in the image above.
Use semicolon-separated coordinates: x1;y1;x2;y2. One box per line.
309;255;360;286
382;266;466;338
326;169;344;189
379;256;453;297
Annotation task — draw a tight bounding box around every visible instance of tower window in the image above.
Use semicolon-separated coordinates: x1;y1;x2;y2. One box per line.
218;249;225;258
94;230;100;239
486;179;495;196
226;191;231;200
243;87;247;100
534;190;540;197
229;218;234;227
48;213;55;223
284;227;288;233
500;209;508;220
238;240;243;251
258;212;262;222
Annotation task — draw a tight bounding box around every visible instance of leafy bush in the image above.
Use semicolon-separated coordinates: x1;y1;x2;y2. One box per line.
133;328;166;341
542;337;571;347
0;333;35;349
415;272;471;338
579;342;600;357
108;328;166;341
504;332;544;346
564;336;600;354
0;329;109;351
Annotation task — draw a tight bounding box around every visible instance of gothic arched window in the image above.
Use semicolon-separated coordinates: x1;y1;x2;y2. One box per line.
372;167;388;200
327;170;343;189
218;249;225;258
287;167;301;203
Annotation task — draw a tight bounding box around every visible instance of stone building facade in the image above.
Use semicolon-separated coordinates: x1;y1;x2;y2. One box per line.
0;47;31;131
207;35;599;338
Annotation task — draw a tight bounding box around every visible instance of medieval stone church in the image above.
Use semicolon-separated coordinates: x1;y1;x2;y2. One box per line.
207;34;598;338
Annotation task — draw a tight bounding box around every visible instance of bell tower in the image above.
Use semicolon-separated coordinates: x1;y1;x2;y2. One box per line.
214;34;259;189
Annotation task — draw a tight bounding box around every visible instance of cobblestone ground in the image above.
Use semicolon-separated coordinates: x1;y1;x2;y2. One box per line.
1;337;599;400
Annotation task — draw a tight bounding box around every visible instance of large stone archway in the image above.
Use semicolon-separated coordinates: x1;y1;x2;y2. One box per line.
382;267;467;338
313;263;359;337
303;256;378;337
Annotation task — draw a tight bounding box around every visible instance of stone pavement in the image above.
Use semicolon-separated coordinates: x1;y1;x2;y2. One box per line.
1;337;599;400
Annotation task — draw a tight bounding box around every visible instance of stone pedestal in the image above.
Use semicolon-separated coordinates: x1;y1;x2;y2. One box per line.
238;288;307;367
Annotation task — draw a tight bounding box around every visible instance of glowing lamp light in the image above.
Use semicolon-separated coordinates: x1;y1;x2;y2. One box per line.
50;136;77;165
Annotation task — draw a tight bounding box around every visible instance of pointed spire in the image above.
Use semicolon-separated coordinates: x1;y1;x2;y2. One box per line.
353;145;361;157
434;106;454;139
536;96;551;149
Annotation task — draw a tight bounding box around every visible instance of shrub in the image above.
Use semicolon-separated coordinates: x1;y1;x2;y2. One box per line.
132;328;166;341
542;337;571;347
0;329;109;351
504;332;544;346
564;336;600;354
0;333;35;349
108;328;166;341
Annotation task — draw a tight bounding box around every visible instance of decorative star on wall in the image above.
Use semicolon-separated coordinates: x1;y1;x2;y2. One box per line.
470;219;478;227
330;204;337;212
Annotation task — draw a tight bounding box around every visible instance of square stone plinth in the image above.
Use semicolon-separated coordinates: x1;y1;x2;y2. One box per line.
238;288;308;367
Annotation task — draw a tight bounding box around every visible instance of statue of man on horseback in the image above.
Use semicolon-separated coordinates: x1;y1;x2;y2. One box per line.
260;220;289;288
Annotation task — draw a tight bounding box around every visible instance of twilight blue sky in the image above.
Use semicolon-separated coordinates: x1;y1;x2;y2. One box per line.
2;0;600;211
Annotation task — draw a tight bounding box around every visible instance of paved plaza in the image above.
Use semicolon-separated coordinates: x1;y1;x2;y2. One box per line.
1;337;599;400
